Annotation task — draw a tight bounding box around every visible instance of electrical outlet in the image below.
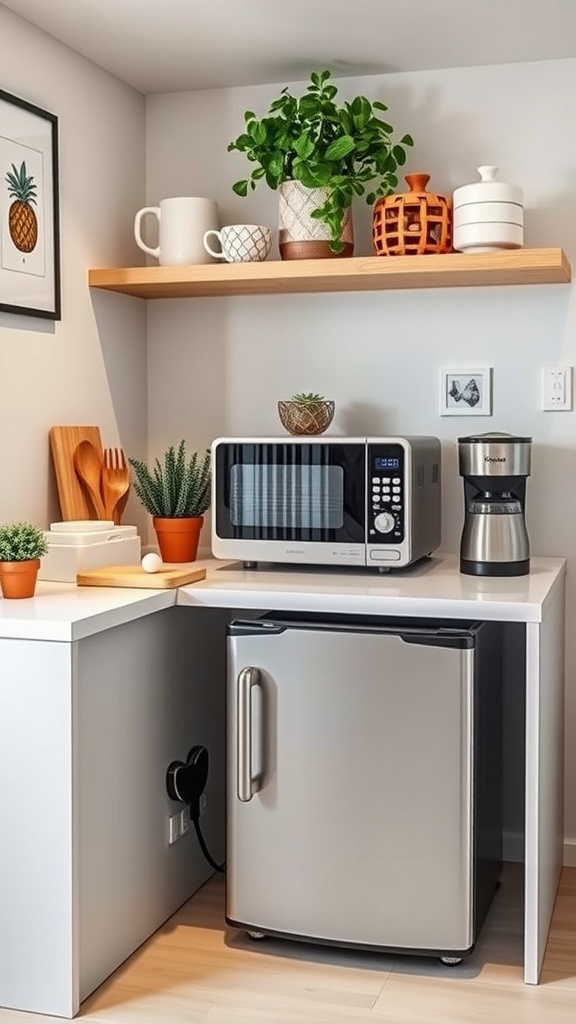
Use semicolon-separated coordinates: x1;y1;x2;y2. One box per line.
541;366;573;411
168;812;181;845
179;806;190;836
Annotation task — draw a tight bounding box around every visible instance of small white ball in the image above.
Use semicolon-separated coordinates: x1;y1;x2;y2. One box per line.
141;552;163;574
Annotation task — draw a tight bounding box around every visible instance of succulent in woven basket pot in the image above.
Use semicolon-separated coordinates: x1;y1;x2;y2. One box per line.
278;392;335;435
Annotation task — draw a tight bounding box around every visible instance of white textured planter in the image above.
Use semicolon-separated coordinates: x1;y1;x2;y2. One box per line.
278;180;353;259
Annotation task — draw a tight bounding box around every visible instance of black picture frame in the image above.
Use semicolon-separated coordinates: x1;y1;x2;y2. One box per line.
0;88;61;320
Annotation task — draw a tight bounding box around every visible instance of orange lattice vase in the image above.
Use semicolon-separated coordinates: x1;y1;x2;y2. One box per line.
372;173;452;256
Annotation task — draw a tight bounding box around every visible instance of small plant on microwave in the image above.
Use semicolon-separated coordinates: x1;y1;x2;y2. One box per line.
290;392;326;405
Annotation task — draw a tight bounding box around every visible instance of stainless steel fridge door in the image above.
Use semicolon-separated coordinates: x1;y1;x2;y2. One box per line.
227;625;474;953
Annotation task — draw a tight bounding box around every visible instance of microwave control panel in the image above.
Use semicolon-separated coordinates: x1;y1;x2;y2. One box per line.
367;443;405;543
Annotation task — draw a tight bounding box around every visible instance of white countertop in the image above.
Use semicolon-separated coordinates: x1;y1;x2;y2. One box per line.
0;581;175;641
0;553;567;642
178;552;567;624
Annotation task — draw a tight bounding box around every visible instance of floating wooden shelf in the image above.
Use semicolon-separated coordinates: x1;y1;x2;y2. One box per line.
88;248;571;300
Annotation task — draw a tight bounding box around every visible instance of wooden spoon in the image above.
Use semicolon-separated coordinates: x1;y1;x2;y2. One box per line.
73;440;107;519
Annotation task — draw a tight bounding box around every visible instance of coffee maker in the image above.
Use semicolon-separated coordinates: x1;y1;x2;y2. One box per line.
458;432;532;576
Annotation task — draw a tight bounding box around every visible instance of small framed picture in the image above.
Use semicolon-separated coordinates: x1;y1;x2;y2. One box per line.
0;88;60;320
440;368;492;416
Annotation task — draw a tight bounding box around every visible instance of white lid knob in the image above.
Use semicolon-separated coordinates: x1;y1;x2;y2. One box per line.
478;166;498;182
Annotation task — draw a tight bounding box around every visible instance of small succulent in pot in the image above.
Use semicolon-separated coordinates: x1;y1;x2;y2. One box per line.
0;521;48;562
278;392;335;435
128;441;211;563
0;521;48;599
128;441;211;519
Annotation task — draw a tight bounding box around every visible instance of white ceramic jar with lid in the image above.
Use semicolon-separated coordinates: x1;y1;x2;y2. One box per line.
453;166;524;253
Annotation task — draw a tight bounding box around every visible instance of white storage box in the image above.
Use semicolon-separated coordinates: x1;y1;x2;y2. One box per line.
39;523;141;583
453;166;524;253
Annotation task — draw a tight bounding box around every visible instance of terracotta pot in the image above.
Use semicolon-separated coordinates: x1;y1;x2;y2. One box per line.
372;172;452;256
152;516;203;563
0;558;40;599
278;181;353;260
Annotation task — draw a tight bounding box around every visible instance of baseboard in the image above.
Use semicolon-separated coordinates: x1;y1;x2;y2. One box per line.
503;831;576;867
563;839;576;867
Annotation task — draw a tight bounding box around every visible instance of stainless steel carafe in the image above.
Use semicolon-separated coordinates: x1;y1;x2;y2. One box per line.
458;432;532;576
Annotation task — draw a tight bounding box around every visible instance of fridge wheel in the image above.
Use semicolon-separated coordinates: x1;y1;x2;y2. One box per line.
440;956;463;966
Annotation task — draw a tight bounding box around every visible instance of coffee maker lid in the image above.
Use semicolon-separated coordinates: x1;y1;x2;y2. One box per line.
457;431;532;444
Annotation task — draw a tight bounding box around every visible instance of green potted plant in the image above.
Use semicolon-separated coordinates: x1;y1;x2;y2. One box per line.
228;69;413;257
128;441;211;563
277;392;335;435
0;521;48;598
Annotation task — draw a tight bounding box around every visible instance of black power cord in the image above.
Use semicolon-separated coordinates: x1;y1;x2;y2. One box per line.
166;745;225;873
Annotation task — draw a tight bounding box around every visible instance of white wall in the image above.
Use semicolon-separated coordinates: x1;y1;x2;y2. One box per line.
145;59;576;856
0;7;148;534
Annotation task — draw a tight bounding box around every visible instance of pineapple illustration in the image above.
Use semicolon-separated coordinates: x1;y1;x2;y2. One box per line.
5;161;38;253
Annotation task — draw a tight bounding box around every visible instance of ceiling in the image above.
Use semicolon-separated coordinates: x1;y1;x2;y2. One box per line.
3;0;576;94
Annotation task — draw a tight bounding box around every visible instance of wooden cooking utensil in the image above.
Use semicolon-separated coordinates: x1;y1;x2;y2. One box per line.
49;426;104;520
101;447;131;524
73;440;107;519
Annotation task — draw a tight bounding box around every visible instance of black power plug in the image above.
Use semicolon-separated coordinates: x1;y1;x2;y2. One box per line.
166;744;225;873
166;745;209;821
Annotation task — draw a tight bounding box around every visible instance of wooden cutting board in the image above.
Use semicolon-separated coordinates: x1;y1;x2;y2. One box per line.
49;426;104;520
76;565;207;589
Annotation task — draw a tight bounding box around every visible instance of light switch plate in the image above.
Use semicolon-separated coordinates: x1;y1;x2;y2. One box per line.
541;366;573;411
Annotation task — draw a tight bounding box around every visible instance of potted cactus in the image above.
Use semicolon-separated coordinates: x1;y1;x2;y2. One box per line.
277;392;335;435
0;521;48;598
128;441;211;562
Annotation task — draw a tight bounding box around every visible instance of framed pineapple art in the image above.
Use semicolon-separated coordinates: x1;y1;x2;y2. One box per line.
0;88;60;320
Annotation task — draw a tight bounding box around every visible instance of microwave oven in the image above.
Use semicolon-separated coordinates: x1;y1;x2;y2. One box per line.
211;436;441;569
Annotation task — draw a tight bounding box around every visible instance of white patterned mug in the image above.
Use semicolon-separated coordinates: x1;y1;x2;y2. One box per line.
134;197;219;266
203;224;272;263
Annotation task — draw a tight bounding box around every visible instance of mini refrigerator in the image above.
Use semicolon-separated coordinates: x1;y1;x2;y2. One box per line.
226;613;502;961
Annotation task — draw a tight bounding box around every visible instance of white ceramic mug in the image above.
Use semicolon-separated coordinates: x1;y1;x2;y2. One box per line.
134;197;219;266
203;224;272;263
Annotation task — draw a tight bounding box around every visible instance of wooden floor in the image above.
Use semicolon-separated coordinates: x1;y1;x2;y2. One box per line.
2;865;575;1023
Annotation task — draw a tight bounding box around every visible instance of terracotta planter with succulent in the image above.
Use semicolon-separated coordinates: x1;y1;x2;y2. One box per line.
129;441;211;563
228;69;413;257
278;392;335;435
0;521;48;599
5;161;38;253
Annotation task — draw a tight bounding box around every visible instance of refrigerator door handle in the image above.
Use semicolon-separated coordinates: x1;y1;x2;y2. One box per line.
237;666;261;802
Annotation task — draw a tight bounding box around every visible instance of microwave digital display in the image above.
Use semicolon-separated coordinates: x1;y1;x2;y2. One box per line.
375;457;400;470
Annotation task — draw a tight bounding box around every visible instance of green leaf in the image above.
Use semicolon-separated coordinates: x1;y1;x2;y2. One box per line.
249;121;267;145
243;110;256;122
232;180;249;197
325;135;356;161
393;145;407;166
294;134;316;159
400;133;414;146
373;100;389;111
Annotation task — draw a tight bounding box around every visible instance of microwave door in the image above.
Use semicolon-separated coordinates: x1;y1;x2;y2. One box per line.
212;440;366;566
